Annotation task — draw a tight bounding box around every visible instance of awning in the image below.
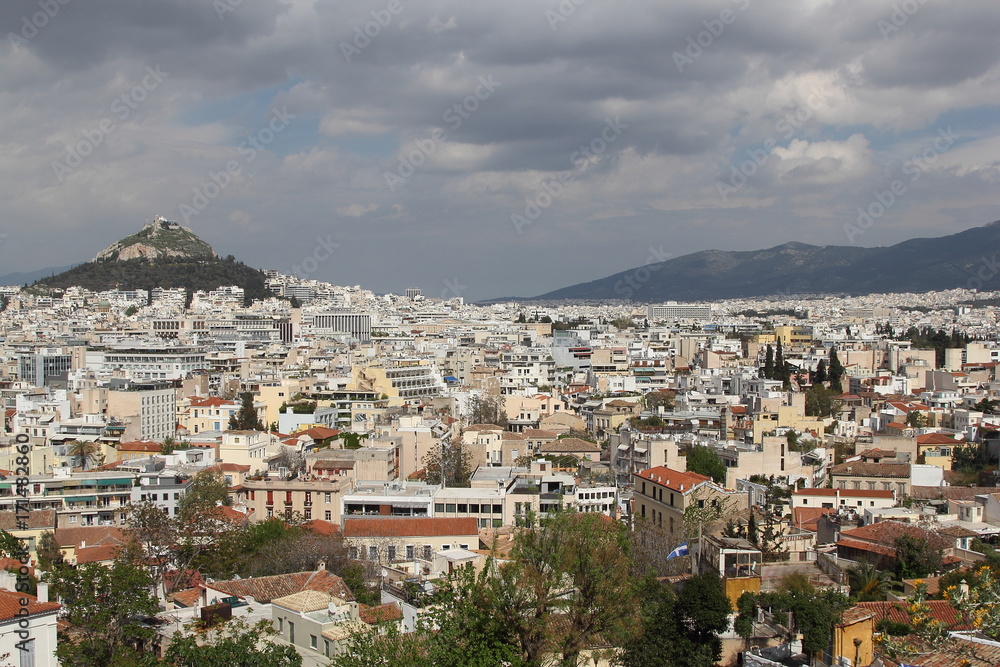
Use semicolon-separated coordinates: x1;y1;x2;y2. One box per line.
444;376;459;382
97;478;131;486
65;496;97;503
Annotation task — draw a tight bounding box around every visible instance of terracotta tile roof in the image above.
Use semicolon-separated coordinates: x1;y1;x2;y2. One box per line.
463;424;504;432
76;544;120;564
303;519;341;536
54;526;126;550
836;537;896;557
0;510;55;531
910;485;1000;500
118;440;162;452
917;433;963;445
839;521;951;552
636;466;714;494
205;463;251;473
522;429;557;438
187;397;238;407
857;600;967;629
830;462;910;478
164;569;205;591
168;587;201;608
343;517;479;539
0;558;33;577
857;448;898;458
272;589;347;613
937;525;978;538
359;602;403;624
878;637;1000;667
838;605;876;626
539;437;601;453
792;506;834;530
290;427;340;441
0;590;60;621
209;569;354;604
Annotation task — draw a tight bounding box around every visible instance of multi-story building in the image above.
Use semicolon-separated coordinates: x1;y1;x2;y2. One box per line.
106;380;177;442
632;466;746;536
238;477;353;522
85;343;208;380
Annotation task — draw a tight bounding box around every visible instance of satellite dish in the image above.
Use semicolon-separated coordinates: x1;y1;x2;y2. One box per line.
381;568;388;578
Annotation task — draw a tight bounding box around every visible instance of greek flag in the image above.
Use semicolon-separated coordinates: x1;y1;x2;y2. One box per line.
667;542;689;560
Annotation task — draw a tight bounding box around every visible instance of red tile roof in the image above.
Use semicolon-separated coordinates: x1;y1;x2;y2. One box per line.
208;569;353;604
839;521;951;552
76;544;120;564
0;590;59;621
343;517;479;539
303;519;341;536
359;602;403;624
857;600;968;629
792;506;835;530
635;466;713;494
118;440;162;452
917;433;963;445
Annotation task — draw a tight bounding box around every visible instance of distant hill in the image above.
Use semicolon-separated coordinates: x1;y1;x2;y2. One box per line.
0;264;79;287
30;216;271;304
531;221;1000;302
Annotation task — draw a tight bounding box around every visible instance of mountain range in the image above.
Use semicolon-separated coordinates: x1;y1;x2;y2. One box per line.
525;221;1000;302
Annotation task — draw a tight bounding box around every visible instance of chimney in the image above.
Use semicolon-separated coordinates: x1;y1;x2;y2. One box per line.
317;561;326;571
36;582;48;603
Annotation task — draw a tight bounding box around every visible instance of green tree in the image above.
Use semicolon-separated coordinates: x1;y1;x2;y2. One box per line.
763;344;775;380
814;358;827;384
905;410;928;428
828;346;845;393
894;535;942;579
66;439;100;470
49;544;160;667
617;573;731;667
228;392;264;430
805;384;841;417
467;393;508;427
422;440;472;487
848;561;893;601
163;618;302;666
124;305;138;316
685;445;726;484
35;530;63;572
734;591;757;651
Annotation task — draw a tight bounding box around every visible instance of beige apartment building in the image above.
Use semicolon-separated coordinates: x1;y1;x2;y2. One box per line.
632;466;746;537
238;477;353;523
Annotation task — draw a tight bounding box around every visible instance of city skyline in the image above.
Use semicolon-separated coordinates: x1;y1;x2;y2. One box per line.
2;0;999;301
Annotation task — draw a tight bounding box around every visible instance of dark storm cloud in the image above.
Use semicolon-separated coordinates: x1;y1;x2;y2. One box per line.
1;0;998;300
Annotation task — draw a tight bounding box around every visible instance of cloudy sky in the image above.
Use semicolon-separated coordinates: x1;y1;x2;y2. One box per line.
2;0;999;301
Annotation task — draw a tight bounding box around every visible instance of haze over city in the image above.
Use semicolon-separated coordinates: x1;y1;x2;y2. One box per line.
2;0;999;300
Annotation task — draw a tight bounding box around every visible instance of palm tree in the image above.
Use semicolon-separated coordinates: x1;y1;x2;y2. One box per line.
848;561;894;601
67;440;99;471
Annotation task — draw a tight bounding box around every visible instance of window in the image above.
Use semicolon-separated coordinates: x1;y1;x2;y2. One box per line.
304;508;311;519
457;504;468;513
325;510;332;521
460;543;469;550
325;493;332;503
311;635;317;650
369;546;378;560
470;504;480;513
325;640;330;657
388;545;397;561
492;504;502;514
288;622;294;643
434;503;444;513
278;618;284;632
423;545;431;560
348;547;358;560
406;545;414;560
445;503;456;513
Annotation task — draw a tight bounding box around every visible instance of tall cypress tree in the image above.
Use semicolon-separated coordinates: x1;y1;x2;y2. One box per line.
828;347;844;394
763;344;775;380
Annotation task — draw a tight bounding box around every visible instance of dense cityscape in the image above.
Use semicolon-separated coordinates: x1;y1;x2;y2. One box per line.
4;0;1000;665
4;224;1000;665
